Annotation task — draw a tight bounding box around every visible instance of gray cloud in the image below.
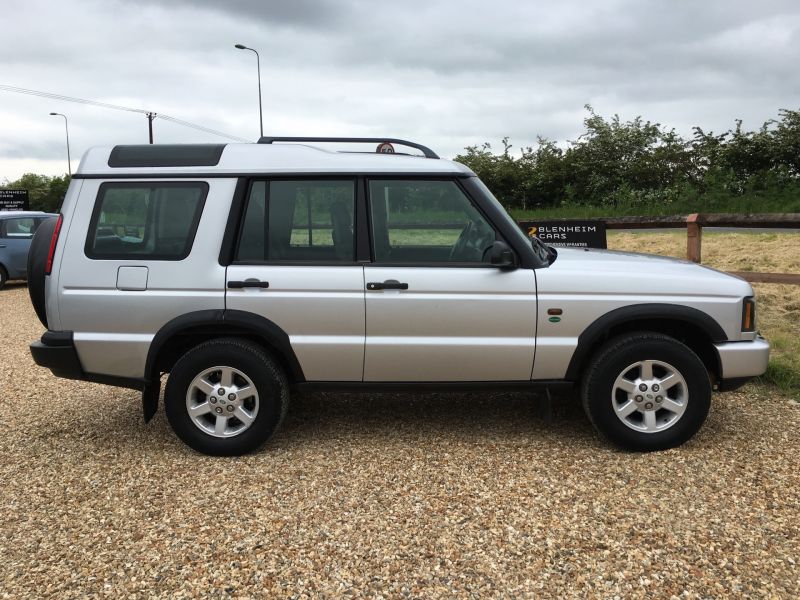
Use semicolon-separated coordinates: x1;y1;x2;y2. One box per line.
2;0;800;179
160;0;346;29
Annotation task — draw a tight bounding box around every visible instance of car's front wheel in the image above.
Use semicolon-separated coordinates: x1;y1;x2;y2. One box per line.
165;338;289;455
581;332;711;451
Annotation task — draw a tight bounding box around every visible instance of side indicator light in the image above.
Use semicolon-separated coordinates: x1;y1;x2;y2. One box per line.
741;297;756;332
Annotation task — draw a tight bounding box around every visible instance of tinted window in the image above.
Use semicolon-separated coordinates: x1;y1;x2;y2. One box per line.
237;180;355;262
368;180;498;263
108;144;225;168
86;182;207;260
1;217;38;238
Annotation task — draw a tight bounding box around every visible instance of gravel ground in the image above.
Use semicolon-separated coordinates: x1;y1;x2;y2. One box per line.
1;283;799;598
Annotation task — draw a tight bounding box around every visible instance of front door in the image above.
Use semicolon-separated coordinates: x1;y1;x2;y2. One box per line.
225;178;365;381
363;179;537;382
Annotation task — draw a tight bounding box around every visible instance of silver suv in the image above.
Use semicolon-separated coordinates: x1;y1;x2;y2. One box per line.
28;137;770;455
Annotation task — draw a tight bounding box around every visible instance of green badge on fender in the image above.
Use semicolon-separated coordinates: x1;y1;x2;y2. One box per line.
549;316;561;323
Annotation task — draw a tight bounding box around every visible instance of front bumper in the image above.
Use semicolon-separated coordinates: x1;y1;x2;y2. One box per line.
714;335;770;391
31;330;145;390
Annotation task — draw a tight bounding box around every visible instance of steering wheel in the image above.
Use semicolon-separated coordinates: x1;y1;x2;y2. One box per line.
450;220;496;262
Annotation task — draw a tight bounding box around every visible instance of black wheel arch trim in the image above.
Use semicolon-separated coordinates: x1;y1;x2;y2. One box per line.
565;303;728;381
144;309;306;384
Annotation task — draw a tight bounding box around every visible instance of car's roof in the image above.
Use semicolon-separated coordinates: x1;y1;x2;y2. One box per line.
76;142;475;177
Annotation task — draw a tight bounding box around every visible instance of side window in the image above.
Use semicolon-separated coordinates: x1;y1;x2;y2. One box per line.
2;217;38;239
368;180;499;264
86;182;207;260
236;180;355;262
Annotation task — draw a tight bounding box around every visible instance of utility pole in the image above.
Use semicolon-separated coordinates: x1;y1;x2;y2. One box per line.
147;112;156;144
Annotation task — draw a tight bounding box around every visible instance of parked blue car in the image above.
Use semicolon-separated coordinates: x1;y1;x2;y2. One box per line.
0;211;58;288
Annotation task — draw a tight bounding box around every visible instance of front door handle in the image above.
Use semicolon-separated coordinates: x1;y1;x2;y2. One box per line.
228;280;270;289
367;280;409;291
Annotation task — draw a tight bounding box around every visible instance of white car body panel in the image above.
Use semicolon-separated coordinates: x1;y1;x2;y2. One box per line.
77;144;475;177
363;266;537;381
533;248;755;379
225;265;365;381
55;178;233;378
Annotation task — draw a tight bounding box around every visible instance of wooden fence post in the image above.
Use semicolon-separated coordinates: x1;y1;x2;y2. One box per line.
687;213;702;263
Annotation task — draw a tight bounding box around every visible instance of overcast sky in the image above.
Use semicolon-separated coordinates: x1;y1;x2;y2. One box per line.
2;0;800;181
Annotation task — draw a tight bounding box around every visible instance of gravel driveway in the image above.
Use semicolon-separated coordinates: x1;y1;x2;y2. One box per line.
1;283;798;598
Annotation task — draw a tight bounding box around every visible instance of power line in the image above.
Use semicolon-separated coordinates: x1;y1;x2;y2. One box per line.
158;114;250;142
0;84;251;142
0;84;147;114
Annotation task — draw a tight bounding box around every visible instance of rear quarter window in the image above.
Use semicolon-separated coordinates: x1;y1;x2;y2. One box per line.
85;182;207;260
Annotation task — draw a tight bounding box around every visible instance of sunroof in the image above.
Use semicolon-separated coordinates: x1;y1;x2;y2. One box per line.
108;144;226;168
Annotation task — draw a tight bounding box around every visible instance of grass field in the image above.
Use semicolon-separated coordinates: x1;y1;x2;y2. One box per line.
607;231;800;398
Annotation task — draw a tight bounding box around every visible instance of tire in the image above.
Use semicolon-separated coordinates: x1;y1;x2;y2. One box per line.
27;216;58;328
0;265;7;290
581;332;711;452
165;338;289;456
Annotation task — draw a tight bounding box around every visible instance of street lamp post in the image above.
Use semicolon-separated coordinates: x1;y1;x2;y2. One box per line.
235;43;263;138
49;112;72;176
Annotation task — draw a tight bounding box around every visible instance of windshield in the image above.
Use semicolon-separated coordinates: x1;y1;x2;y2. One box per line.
471;178;556;266
471;178;531;244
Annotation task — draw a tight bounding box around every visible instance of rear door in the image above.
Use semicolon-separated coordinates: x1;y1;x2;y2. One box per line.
225;178;365;381
363;178;537;382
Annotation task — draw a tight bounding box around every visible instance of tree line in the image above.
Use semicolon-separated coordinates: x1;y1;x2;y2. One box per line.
1;173;70;213
454;106;800;214
4;106;800;215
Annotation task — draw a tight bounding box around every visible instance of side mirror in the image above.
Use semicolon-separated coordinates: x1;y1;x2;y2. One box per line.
488;240;517;269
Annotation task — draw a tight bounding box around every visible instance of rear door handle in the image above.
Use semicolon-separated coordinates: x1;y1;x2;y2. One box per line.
366;280;409;291
227;280;270;289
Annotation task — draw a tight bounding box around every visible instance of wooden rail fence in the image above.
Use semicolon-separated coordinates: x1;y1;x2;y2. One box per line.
517;213;800;285
108;212;800;284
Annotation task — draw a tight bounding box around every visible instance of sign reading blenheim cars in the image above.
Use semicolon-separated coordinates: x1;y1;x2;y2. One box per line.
0;189;30;211
522;220;607;249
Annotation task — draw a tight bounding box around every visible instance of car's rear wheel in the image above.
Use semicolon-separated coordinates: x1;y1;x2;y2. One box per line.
581;332;711;451
165;338;289;455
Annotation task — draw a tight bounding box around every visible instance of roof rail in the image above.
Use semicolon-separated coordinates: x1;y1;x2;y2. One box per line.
257;136;440;159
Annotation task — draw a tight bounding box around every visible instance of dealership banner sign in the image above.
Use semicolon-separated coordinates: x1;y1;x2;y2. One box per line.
0;189;29;211
521;220;607;249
